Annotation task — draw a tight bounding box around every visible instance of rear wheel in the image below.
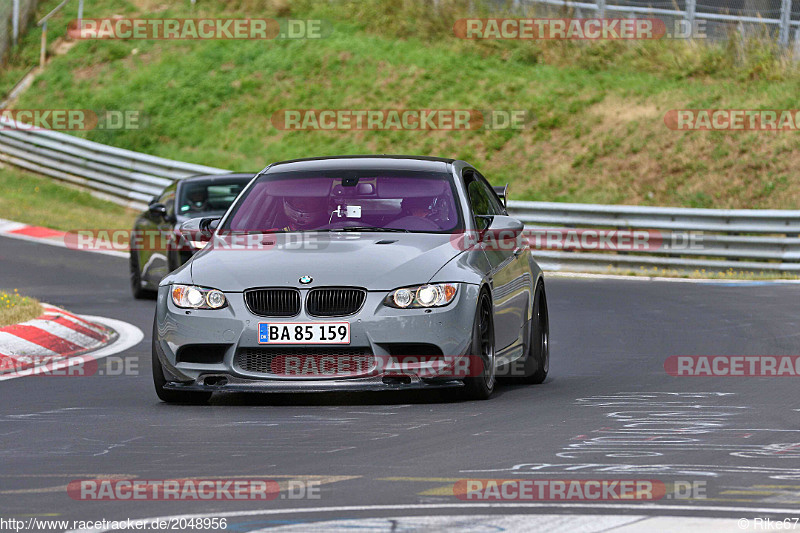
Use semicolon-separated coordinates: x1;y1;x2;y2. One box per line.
521;281;549;384
462;290;496;400
130;248;156;300
152;322;211;404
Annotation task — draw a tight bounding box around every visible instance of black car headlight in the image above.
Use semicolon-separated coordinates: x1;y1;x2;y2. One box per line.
171;284;227;309
385;283;458;309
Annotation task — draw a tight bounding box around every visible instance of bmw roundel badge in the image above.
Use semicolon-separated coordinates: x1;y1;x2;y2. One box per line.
299;275;313;284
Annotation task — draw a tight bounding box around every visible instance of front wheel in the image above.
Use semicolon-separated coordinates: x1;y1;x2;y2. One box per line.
152;322;211;404
461;290;496;400
130;249;156;300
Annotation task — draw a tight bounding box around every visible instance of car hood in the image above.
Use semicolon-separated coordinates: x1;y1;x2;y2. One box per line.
190;232;463;291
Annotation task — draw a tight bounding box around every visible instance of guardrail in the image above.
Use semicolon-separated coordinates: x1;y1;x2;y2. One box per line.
507;200;800;273
1;117;799;273
0;116;228;210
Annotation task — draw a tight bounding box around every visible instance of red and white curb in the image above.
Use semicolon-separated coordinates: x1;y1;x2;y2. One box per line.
0;304;142;380
0;218;126;258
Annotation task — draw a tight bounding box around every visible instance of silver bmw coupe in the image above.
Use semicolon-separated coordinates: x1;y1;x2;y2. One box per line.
153;156;549;402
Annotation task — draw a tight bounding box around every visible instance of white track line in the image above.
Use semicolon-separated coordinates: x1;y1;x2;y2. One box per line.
244;514;746;533
0;230;127;258
66;502;800;532
0;220;27;233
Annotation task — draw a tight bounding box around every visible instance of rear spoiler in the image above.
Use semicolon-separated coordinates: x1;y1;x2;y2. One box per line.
493;184;509;209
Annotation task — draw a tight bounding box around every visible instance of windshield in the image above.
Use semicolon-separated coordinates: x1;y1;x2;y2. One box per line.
178;179;250;216
222;169;463;233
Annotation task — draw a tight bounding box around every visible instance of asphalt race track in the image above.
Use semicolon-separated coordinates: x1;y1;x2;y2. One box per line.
2;234;800;531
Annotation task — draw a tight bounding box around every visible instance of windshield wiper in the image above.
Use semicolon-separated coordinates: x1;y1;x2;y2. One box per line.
333;226;409;233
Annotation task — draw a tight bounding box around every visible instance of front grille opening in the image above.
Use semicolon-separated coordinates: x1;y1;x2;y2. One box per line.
245;288;301;317
176;344;229;364
306;288;366;317
237;347;374;376
382;343;444;358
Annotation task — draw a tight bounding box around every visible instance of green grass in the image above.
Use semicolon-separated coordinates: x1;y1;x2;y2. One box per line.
4;0;800;208
0;166;137;231
0;289;42;327
0;0;134;96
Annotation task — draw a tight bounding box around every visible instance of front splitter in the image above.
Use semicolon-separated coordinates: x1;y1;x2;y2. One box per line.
164;375;465;394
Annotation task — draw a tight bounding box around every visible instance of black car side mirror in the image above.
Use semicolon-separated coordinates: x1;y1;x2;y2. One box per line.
180;217;221;240
148;203;168;219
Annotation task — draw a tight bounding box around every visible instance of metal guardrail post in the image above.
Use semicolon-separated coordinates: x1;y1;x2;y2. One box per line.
37;0;75;68
685;0;696;38
597;0;606;19
78;0;84;24
12;0;20;45
779;0;792;47
39;20;47;67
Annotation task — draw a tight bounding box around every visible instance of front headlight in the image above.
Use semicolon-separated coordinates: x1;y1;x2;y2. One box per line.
171;285;227;309
385;283;458;309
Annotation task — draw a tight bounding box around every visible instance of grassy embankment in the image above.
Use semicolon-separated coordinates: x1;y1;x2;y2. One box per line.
6;0;800;208
2;0;800;278
0;165;137;230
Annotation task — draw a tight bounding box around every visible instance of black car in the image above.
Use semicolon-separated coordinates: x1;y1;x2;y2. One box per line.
130;173;254;299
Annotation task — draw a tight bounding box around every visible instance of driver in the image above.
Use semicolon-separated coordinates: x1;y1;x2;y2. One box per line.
283;196;329;231
401;196;435;219
185;188;209;212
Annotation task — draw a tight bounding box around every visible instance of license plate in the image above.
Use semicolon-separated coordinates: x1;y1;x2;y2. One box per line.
258;322;350;345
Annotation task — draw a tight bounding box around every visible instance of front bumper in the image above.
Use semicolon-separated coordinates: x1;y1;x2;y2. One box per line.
164;374;464;393
154;283;480;392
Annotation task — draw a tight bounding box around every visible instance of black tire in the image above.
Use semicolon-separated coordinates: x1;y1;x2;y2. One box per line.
152;322;212;404
462;290;496;401
520;281;549;384
130;249;156;300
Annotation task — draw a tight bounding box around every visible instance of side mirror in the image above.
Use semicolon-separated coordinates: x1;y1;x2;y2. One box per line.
148;203;168;218
179;217;220;240
481;214;524;241
200;217;220;233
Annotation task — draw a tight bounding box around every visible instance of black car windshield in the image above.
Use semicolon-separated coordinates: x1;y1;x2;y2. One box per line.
222;169;463;233
178;179;249;216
